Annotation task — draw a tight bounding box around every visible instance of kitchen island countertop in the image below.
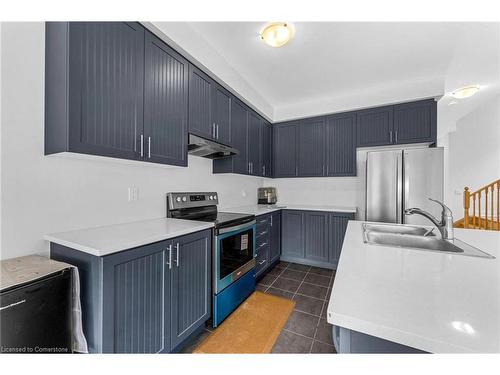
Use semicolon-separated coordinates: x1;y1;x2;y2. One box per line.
327;221;500;353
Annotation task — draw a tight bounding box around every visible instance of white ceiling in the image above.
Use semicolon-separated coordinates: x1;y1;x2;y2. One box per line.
151;22;499;127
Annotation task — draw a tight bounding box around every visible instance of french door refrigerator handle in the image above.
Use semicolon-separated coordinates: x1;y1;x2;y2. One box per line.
396;151;403;223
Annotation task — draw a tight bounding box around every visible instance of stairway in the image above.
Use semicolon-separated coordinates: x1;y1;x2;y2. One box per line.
454;179;500;231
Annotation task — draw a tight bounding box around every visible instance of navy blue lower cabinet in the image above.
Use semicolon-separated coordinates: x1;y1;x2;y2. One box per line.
332;326;426;353
328;213;355;268
50;229;212;353
170;231;211;350
281;210;354;269
281;210;305;260
304;211;329;263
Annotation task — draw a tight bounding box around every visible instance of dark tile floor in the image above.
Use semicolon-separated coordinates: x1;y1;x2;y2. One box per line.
181;261;336;354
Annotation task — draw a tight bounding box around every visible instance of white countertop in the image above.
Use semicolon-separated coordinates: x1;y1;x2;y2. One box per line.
327;221;500;353
224;204;357;216
45;218;214;257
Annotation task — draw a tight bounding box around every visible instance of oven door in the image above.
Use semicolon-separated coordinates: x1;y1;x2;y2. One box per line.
214;221;256;294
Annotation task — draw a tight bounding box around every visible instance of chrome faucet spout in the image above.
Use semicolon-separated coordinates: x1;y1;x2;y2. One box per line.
405;198;454;241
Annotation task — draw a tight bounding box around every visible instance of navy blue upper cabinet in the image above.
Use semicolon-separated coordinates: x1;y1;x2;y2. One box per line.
45;22;145;160
261;120;272;177
212;84;232;145
273;122;298;177
393;99;436;144
297;118;326;177
325;112;357;176
188;65;214;139
170;230;211;349
45;22;190;167
357;99;436;147
247;112;262;176
356;105;394;147
144;32;188;166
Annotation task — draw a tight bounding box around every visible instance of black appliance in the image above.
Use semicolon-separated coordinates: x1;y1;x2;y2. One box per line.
167;192;256;327
0;268;73;353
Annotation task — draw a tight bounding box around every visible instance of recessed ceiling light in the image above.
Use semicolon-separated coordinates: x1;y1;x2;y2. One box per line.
260;22;294;48
450;85;480;99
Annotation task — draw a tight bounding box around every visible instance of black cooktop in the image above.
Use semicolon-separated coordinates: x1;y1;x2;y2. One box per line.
194;211;255;229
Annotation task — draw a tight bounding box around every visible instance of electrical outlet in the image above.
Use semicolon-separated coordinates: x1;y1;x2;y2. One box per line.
128;187;139;202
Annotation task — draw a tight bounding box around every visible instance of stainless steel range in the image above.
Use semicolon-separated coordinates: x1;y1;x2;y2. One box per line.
166;192;256;327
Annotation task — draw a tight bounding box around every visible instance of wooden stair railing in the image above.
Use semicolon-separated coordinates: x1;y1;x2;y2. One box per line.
455;178;500;230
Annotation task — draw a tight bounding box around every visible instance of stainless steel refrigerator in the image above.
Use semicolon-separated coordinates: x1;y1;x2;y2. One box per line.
366;147;444;225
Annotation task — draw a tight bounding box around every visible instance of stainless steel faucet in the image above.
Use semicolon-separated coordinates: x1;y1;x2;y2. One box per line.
405;198;454;241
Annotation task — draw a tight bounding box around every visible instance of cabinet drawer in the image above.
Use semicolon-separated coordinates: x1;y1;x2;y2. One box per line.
255;245;270;276
256;232;270;250
256;215;270;230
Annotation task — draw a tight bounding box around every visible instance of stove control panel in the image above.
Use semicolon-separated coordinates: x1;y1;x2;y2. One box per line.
167;192;219;211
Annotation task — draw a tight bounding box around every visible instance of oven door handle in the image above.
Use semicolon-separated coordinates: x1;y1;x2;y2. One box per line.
217;220;256;235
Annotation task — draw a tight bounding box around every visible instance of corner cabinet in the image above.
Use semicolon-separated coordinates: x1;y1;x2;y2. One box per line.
281;210;354;269
45;22;189;167
50;229;212;353
357;99;436;147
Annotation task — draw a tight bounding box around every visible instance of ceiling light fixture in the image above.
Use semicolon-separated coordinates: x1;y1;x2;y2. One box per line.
260;22;294;48
450;85;480;99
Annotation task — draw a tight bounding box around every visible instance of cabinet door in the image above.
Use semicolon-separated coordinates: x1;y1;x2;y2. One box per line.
328;213;354;268
269;211;281;263
304;211;329;263
170;230;211;349
298;118;325;177
255;245;270;277
281;210;304;259
393;99;436;145
102;240;170;353
213;84;232;145
261;120;272;177
231;99;249;174
356;106;394;147
144;32;188;166
326;113;357;176
247;111;262;176
68;22;144;160
188;65;214;139
273;122;298;177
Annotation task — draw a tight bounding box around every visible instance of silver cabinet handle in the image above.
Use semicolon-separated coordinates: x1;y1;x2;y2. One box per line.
140;134;144;157
259;219;267;224
216;124;219;139
263;165;266;176
251;162;253;174
258;259;267;265
395;130;398;143
175;243;180;267
166;244;172;269
212;123;216;138
259;231;267;236
270;216;273;226
258;242;268;248
148;136;151;158
390;131;393;143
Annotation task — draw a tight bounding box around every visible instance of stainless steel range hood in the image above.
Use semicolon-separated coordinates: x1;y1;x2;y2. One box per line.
187;134;239;159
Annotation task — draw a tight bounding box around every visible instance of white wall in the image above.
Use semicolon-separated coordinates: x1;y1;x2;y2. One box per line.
0;22;266;260
445;95;500;217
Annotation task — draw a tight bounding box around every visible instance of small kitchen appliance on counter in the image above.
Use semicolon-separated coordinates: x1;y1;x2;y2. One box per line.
167;192;256;327
258;187;278;205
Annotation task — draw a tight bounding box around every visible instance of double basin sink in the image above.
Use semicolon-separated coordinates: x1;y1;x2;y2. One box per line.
362;223;494;258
